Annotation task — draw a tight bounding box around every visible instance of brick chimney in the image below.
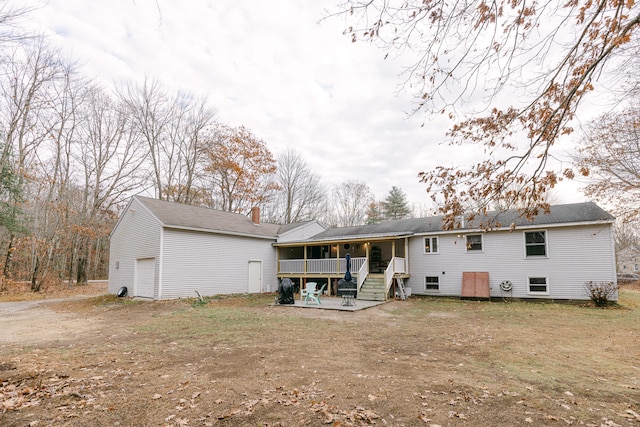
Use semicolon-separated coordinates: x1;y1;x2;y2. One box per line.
251;206;260;225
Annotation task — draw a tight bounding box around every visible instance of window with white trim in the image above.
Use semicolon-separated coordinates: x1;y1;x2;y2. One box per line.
424;237;439;254
465;234;483;251
528;277;548;294
525;230;547;257
425;276;440;291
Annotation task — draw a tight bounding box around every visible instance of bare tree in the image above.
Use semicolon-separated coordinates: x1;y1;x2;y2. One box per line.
71;86;149;284
0;3;35;46
332;180;373;227
333;0;640;228
268;148;326;224
120;77;174;200
169;96;217;205
0;39;68;285
576;101;640;221
121;79;218;203
27;59;85;290
613;220;640;253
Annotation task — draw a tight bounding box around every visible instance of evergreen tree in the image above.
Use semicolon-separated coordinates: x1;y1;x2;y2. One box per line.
382;186;411;220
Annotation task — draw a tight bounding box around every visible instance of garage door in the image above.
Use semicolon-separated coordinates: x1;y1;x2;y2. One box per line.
135;258;156;298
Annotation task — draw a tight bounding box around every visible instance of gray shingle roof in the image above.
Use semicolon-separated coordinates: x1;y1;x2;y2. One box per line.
135;196;281;239
309;202;614;241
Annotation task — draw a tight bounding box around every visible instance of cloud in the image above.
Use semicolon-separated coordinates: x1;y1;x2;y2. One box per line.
16;0;588;208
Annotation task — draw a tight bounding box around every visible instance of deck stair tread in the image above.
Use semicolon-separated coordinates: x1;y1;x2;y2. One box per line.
357;274;387;301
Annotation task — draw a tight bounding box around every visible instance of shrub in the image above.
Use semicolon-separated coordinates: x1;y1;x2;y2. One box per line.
584;281;618;307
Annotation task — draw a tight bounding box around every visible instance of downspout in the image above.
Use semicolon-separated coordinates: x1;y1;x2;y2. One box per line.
609;223;618;300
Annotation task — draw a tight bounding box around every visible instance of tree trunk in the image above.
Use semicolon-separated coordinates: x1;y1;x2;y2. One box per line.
3;234;14;279
76;255;87;285
30;255;40;292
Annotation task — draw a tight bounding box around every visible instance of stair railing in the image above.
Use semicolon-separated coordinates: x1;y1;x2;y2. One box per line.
384;257;406;297
384;261;394;296
357;257;368;293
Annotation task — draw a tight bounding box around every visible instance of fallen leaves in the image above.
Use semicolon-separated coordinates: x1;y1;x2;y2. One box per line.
0;370;106;413
212;385;381;425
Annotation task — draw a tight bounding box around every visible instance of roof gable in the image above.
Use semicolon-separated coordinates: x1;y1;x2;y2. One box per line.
134;196;280;239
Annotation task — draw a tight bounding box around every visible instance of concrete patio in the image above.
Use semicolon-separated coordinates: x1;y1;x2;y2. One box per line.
272;296;388;311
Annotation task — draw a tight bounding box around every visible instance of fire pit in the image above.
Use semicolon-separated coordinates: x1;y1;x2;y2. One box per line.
337;278;357;296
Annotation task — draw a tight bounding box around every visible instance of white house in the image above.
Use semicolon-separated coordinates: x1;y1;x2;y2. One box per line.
110;197;616;302
274;202;617;302
108;196;324;299
617;246;640;274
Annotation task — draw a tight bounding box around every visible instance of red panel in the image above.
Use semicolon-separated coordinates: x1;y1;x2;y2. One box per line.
461;272;490;298
475;272;490;298
461;272;476;297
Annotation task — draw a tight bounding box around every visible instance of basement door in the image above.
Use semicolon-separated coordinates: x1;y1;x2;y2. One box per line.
461;272;490;298
248;260;262;294
135;258;156;299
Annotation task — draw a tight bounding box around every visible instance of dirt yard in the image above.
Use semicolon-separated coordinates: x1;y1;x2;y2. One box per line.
1;284;639;426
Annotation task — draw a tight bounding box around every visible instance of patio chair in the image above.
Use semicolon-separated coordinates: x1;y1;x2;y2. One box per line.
301;282;317;301
305;283;326;305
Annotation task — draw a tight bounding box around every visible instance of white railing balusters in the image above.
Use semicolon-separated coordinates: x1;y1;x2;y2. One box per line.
279;259;305;273
279;257;367;275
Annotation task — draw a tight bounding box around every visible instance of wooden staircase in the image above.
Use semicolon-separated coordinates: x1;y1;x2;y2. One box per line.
357;274;388;301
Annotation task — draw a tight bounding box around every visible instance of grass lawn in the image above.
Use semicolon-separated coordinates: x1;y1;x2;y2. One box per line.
1;287;639;426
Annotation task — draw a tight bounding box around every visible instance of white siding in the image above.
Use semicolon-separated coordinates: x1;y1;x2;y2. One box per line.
159;229;277;299
108;198;162;298
277;221;326;243
406;224;615;300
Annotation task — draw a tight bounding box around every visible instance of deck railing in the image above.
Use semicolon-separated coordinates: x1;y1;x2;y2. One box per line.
279;257;367;275
384;257;407;295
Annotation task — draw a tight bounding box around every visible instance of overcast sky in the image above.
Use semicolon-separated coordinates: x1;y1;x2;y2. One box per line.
16;0;588;209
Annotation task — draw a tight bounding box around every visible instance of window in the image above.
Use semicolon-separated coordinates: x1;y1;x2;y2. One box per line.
465;234;483;251
525;231;547;257
425;276;440;291
528;277;548;294
424;237;439;254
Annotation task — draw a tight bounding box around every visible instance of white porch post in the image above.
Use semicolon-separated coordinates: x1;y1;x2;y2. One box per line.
404;238;409;272
304;245;308;274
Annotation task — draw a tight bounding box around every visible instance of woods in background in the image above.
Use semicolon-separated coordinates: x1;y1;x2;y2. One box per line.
0;9;418;292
